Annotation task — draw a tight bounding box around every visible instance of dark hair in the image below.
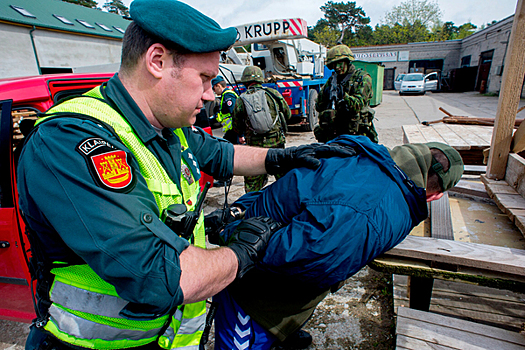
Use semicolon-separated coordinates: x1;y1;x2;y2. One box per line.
217;81;227;88
427;149;450;193
120;21;188;73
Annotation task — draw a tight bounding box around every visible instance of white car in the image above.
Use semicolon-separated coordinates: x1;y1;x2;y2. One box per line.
394;74;405;91
399;72;439;95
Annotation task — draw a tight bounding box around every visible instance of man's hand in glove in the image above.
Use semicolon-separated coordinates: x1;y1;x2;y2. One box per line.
227;216;281;278
265;143;356;175
205;207;244;245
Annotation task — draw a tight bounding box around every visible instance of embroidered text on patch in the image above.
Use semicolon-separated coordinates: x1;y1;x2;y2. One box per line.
91;151;133;189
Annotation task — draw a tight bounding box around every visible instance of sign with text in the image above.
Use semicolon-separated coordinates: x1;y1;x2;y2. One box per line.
354;51;397;62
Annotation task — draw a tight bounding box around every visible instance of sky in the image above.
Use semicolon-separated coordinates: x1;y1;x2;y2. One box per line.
120;0;518;30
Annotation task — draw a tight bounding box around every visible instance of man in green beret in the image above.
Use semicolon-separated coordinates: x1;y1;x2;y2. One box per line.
19;1;356;349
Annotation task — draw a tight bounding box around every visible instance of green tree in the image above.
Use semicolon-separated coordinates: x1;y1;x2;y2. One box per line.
373;21;430;45
62;0;98;8
313;26;341;47
383;0;442;28
457;22;477;39
320;1;370;44
102;0;129;16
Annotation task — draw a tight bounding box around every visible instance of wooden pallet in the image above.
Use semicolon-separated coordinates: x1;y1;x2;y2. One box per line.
396;307;525;350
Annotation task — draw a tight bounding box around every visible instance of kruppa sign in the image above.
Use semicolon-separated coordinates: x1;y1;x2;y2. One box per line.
235;18;307;44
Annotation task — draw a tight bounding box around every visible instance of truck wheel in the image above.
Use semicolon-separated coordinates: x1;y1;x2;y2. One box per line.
305;89;319;131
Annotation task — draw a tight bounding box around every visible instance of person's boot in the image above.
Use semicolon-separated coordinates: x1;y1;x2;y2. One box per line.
273;329;312;349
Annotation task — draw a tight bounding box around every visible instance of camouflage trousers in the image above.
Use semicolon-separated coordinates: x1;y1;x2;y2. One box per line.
244;133;285;193
314;109;378;143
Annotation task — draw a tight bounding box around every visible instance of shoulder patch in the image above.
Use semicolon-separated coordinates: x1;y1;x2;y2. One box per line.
76;137;136;192
226;100;233;107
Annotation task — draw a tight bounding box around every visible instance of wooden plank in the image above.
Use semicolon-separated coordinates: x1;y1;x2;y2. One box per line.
452;124;490;147
487;0;525;179
397;307;525;348
448;180;489;198
430;192;453;240
393;276;525;332
469;125;495;145
396;335;454;350
506;153;525;196
512;117;525;153
416;124;447;143
382;236;525;277
403;125;428;144
432;124;471;150
463;165;487;175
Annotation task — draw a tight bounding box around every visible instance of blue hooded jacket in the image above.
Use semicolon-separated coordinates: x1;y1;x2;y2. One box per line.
225;135;428;289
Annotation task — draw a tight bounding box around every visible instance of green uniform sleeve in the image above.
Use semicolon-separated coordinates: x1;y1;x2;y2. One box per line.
343;72;373;113
232;97;247;135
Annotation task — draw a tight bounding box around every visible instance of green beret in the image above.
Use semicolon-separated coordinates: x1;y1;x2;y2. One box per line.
211;76;224;86
130;0;237;53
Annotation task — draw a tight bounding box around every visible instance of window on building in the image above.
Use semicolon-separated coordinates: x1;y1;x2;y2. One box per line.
10;5;36;18
76;19;95;29
53;14;74;25
113;26;125;34
96;23;112;32
461;56;471;68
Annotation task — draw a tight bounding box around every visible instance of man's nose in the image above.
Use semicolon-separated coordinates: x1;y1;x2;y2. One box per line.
203;86;215;102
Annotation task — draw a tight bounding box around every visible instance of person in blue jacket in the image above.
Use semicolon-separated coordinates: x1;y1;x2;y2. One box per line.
16;1;355;349
206;135;464;350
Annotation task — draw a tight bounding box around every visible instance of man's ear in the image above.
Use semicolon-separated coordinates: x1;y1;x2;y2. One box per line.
145;43;169;79
426;192;444;202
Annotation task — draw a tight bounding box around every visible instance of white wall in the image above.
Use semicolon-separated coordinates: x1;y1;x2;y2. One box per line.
33;29;122;70
0;23;40;78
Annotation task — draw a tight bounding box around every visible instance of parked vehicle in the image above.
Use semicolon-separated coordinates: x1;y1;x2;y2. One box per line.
394;73;406;91
399;72;439;95
0;73;214;323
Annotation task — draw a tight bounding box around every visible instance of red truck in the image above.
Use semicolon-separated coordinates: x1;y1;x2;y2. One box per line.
0;73;214;323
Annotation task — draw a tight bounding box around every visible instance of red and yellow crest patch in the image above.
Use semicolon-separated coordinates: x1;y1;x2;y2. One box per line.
91;151;133;189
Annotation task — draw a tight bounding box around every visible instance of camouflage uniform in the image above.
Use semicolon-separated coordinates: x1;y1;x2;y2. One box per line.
233;78;291;192
315;45;378;143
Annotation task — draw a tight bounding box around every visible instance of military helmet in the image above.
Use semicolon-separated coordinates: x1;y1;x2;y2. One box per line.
241;66;265;84
326;45;355;68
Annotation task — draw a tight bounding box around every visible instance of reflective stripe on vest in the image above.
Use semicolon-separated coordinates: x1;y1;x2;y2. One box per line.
217;89;238;132
38;86;206;349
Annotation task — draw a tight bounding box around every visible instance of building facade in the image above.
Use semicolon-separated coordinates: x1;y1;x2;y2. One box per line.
351;15;524;97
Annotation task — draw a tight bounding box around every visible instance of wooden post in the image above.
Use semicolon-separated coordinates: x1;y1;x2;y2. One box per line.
486;0;525;180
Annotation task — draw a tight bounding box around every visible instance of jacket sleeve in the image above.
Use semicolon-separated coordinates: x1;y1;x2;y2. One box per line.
17;118;189;317
231;97;247;135
343;72;373;113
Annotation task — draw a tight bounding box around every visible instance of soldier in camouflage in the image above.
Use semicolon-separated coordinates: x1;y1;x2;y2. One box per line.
315;44;378;143
232;66;291;192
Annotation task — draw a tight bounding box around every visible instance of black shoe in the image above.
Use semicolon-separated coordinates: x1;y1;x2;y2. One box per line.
274;329;312;349
213;180;226;187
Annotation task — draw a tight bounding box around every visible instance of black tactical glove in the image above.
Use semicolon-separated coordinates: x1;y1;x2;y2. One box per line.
265;143;357;175
227;216;281;278
205;207;244;245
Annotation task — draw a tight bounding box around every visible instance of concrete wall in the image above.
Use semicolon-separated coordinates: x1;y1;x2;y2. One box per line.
0;23;122;79
460;17;513;94
0;23;40;78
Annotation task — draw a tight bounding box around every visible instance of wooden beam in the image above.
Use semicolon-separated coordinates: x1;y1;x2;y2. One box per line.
486;0;525;179
381;236;525;277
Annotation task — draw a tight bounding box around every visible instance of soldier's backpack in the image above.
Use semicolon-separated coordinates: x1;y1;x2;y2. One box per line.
240;87;279;134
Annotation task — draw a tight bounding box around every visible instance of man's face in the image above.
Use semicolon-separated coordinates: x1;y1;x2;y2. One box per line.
212;84;222;96
154;51;220;129
334;60;349;75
